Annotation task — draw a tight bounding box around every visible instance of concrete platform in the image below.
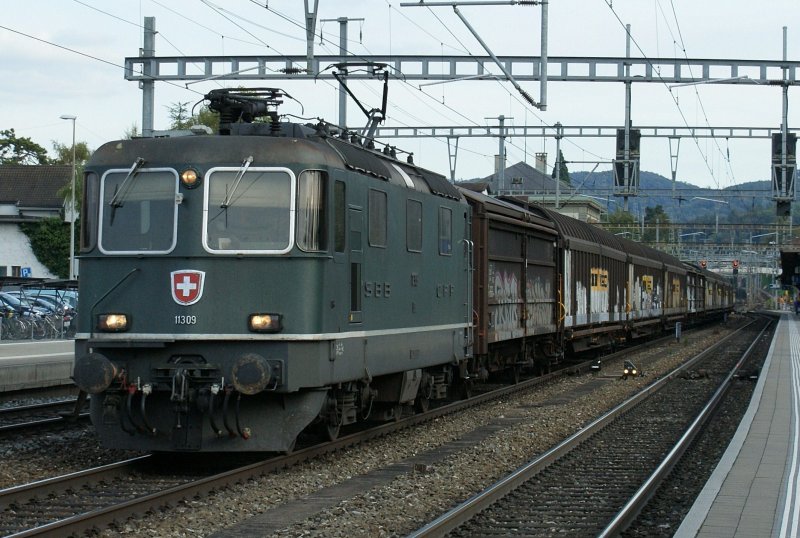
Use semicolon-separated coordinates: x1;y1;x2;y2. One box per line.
677;313;800;538
0;340;74;392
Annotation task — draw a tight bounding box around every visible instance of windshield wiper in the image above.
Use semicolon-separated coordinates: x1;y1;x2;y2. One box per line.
220;156;253;209
109;157;146;208
108;157;145;226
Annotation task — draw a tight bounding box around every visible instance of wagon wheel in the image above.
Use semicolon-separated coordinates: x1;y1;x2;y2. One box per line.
509;365;521;385
459;378;473;400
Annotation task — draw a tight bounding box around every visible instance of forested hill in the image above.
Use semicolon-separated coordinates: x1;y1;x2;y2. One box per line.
568;169;786;225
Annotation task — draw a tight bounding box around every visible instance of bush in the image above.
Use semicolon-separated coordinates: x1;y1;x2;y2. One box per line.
20;218;73;279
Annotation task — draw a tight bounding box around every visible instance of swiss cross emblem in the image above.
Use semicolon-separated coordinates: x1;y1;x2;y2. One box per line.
171;270;205;306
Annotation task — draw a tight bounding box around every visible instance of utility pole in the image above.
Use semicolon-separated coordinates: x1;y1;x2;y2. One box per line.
554;122;563;210
321;16;365;129
487;115;510;192
447;136;459;183
780;27;793;242
623;23;632;213
669;136;680;200
141;17;155;137
304;0;320;75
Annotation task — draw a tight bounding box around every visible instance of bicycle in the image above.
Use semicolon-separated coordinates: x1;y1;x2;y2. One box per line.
0;309;27;340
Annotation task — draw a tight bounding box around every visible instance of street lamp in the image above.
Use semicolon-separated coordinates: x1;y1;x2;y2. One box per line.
689;197;728;236
750;231;779;244
60;114;77;280
679;232;705;243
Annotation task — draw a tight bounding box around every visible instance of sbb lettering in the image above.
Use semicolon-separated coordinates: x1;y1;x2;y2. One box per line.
364;282;391;298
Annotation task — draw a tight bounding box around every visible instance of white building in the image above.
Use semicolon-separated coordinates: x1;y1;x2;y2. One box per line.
0;165;71;279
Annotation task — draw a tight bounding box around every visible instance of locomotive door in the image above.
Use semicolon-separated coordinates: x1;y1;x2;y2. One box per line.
348;206;364;324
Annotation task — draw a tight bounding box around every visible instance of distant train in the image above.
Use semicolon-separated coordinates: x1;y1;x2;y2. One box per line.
72;89;733;452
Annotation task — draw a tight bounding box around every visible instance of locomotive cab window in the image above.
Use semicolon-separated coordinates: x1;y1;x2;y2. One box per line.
81;171;100;252
98;168;178;254
297;170;327;252
204;167;295;254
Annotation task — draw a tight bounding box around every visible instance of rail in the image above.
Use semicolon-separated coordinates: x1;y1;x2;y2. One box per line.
405;317;758;537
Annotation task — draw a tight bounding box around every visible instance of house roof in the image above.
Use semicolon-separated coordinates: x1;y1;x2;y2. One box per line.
0;165;70;208
481;161;572;194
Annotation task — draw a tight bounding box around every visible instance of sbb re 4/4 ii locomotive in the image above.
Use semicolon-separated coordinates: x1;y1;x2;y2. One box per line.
73;89;473;452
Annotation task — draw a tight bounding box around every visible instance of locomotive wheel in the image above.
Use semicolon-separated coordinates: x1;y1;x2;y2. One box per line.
313;419;341;442
322;421;341;441
414;395;430;413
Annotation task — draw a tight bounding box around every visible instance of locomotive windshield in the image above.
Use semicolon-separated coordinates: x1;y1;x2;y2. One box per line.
204;167;294;253
98;169;178;253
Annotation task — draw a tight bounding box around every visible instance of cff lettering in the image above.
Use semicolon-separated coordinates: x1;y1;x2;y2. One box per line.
364;281;392;298
436;283;455;298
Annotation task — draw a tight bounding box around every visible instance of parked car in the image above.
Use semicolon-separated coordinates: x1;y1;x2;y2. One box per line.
7;291;73;316
21;288;78;311
0;292;48;318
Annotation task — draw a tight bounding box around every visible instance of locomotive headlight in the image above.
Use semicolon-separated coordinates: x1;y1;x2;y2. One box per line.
97;313;129;332
180;168;201;188
249;313;282;333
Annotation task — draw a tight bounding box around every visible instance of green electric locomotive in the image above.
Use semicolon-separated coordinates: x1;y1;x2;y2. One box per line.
73;89;472;452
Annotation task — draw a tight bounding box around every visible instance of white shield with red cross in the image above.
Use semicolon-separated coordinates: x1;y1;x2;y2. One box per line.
171;270;205;306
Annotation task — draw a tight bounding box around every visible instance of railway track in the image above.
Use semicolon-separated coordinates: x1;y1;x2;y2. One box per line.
0;399;88;435
407;316;770;537
0;321;744;537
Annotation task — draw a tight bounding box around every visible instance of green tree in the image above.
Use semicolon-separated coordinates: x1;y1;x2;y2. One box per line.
124;123;140;139
51;140;91;215
20;217;71;278
0;128;50;164
642;205;671;242
167;102;219;132
605;209;637;240
551;149;570;186
51;140;91;166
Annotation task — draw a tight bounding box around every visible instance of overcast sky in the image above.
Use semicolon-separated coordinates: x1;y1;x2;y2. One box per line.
1;0;797;193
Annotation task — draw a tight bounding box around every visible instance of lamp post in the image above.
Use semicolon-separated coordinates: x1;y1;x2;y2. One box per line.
60;114;77;280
